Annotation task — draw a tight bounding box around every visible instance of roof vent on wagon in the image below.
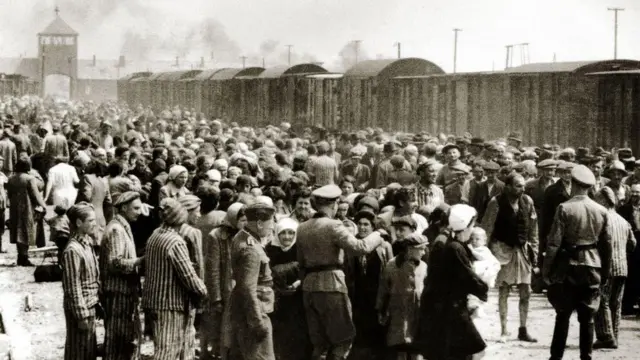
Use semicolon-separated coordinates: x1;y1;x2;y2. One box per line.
503;59;640;75
341;58;445;131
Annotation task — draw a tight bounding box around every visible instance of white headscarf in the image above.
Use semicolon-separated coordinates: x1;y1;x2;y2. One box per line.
168;165;188;182
272;218;298;252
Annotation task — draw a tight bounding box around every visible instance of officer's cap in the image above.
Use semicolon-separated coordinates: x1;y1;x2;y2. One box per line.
244;203;276;222
312;184;342;200
571;164;596;187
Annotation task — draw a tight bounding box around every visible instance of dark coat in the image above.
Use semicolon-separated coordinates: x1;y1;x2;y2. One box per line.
468;179;504;222
415;238;488;360
541;180;572;247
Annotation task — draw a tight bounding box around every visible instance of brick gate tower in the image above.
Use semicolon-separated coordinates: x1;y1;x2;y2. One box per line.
37;6;78;98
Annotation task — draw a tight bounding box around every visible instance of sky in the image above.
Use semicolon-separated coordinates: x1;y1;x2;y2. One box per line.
0;0;639;72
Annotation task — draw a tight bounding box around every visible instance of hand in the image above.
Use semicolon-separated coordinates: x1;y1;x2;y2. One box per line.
78;317;94;331
290;280;301;289
135;256;145;267
533;267;540;275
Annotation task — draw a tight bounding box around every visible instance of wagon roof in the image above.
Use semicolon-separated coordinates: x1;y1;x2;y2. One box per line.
258;64;328;79
504;60;640;74
344;58;445;79
192;69;227;81
210;67;265;80
586;69;640;76
119;72;152;81
155;70;202;81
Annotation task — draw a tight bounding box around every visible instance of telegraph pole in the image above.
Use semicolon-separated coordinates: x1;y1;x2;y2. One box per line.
394;42;401;59
353;40;363;64
608;7;624;59
240;56;247;68
285;45;293;66
453;28;462;73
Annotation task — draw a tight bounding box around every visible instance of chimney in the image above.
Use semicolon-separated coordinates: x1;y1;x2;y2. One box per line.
210;51;214;60
92;55;96;67
175;56;179;68
118;55;125;68
200;57;205;68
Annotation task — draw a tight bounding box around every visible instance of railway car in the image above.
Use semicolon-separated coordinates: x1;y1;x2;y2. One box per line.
186;69;225;114
0;74;38;97
117;72;151;107
207;67;265;121
305;73;344;129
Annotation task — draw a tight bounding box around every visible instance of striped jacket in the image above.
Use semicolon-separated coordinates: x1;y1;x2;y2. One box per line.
61;234;100;319
142;226;207;311
180;223;204;280
310;155;339;186
100;214;140;294
607;209;637;277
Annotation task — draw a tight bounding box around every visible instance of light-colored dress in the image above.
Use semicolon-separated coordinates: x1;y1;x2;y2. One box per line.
47;162;79;208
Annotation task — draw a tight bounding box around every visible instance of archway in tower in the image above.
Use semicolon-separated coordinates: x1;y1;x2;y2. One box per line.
44;74;71;100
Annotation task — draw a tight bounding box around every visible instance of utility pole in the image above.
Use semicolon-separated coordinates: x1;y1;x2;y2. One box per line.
262;57;265;68
394;42;401;59
285;45;293;66
608;7;624;59
353;40;363;64
453;28;462;73
240;56;247;69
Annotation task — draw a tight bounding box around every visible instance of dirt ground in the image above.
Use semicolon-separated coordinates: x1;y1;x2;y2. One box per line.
1;232;640;360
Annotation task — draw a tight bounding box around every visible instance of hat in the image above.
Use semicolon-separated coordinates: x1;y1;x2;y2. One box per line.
112;191;140;207
178;194;201;212
450;163;469;174
442;143;460;154
571;164;596;186
599;187;617;208
448;204;477;232
312;184;342;200
390;155;406;168
604;160;627;176
160;198;188;226
537;159;558;169
507;131;523;142
244;203;276;221
557;161;576;171
482;161;500;171
455;137;470;145
397;233;428;248
357;196;380;213
618;148;633;159
470;137;485;146
392;215;417;230
349;147;365;158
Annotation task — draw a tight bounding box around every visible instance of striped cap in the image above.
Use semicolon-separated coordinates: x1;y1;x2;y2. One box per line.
160;198;188;226
178;195;201;212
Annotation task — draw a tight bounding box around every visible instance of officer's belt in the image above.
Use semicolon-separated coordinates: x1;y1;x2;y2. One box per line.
305;264;342;274
562;243;598;260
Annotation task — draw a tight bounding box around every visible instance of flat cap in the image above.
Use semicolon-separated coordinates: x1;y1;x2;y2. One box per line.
571;164;596;186
113;191;140;207
470;137;485;146
537;159;558;169
557;161;576;171
392;215;417;229
442;143;460;154
312;184;342;200
482;161;500;171
451;163;470;174
244;203;276;221
357;196;380;213
397;233;429;247
507;131;523;142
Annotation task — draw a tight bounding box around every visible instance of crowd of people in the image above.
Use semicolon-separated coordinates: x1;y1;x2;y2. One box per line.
0;94;638;360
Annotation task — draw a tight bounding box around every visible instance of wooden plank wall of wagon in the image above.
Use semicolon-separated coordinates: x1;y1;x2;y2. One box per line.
596;75;640;152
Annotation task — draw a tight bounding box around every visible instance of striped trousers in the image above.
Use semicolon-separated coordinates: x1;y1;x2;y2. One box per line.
152;309;196;360
103;292;142;360
595;276;626;342
64;307;97;360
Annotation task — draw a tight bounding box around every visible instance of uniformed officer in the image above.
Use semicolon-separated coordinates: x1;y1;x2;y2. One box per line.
228;203;277;360
543;165;612;360
297;184;385;360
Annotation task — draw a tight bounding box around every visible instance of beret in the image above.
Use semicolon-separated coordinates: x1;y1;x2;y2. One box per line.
113;191;140;207
537;159;558;169
178;194;202;211
571;164;596;186
312;184;342;200
244;203;276;221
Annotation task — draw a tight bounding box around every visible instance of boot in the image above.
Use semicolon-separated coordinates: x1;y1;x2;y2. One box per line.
593;339;617;349
518;327;537;342
18;255;34;267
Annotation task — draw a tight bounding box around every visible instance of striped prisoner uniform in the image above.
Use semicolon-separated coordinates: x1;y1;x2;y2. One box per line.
61;234;100;360
595;210;637;343
179;223;204;349
142;226;207;360
99;214;142;360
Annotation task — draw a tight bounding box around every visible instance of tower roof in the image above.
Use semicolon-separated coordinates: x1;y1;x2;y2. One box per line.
38;13;78;36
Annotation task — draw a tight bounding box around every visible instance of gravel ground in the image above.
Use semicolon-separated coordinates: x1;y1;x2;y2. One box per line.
1;233;640;359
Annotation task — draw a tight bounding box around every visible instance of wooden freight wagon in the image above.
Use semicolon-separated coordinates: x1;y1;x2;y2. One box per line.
156;70;202;111
251;63;327;128
305;73;344;130
208;67;265;122
127;73;153;109
118;72;151;107
341;58;445;131
187;69;225;114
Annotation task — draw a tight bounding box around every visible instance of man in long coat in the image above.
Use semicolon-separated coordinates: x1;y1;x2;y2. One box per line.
543;165;612;360
482;173;538;343
43;122;70;162
227;203;277;360
296;185;384;360
100;191;144;360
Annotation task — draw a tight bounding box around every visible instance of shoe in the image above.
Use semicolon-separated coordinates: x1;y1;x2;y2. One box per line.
593;340;617;349
499;331;510;343
17;256;34;266
518;327;538;342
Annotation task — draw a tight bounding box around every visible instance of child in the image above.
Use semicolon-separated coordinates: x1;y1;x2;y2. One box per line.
377;233;428;360
467;227;501;319
47;205;70;263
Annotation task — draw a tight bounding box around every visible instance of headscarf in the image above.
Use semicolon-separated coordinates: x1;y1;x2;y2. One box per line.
178;194;201;212
167;165;188;182
160;198;188;226
223;202;245;229
272;217;298;252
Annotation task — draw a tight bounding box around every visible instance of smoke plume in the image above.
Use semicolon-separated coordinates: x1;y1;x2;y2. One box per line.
337;41;371;71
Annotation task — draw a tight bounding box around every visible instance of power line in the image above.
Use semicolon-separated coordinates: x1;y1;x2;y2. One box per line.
394;42;401;59
608;7;624;59
285;45;293;66
240;56;247;69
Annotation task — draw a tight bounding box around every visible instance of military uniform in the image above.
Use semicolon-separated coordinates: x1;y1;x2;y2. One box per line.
543;165;612;360
227;205;276;360
296;185;384;360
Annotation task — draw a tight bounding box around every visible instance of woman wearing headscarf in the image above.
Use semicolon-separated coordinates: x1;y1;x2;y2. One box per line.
61;202;100;360
159;165;191;203
415;204;489;360
346;209;393;360
7;156;47;265
265;218;312;360
201;203;247;359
